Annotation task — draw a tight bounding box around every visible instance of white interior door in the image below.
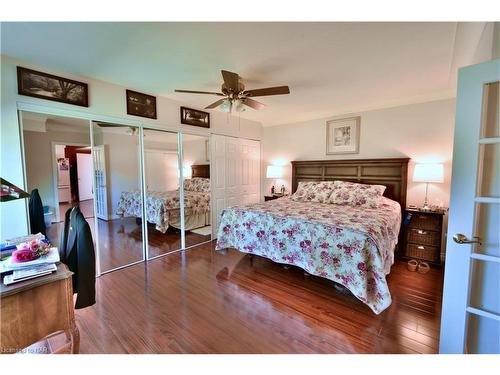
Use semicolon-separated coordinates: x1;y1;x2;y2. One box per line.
245;139;261;204
439;59;500;354
77;153;93;201
225;136;241;208
210;134;261;238
93;145;108;220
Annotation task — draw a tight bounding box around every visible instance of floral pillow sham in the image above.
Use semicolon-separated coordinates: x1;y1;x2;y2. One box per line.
291;181;336;203
184;177;210;193
329;180;386;208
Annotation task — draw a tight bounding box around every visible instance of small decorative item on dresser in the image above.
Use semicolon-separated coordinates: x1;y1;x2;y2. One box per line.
403;208;446;265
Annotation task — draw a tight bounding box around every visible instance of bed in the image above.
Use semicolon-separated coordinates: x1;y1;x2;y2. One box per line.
215;158;409;314
116;164;210;233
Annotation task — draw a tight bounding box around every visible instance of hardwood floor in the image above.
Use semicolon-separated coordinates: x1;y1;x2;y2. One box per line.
47;217;211;272
46;241;443;354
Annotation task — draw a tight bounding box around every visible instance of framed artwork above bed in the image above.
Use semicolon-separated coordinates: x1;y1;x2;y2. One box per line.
326;116;360;154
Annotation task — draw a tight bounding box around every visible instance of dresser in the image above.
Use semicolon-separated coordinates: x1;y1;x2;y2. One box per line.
0;262;79;354
403;208;446;265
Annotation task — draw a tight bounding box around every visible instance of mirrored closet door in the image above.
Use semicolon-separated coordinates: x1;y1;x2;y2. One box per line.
182;134;212;248
92;122;145;272
20;112;214;275
142;129;183;258
20;111;94;250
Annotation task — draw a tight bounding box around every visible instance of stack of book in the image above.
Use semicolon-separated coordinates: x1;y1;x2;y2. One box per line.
0;233;59;286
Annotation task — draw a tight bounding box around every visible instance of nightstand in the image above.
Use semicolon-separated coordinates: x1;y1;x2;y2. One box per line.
402;208;446;266
264;194;283;202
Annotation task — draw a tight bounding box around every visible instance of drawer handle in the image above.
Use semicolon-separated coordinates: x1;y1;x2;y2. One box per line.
417;230;427;235
417;246;425;250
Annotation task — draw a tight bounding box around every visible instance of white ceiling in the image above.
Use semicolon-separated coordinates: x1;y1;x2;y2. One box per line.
1;22;490;126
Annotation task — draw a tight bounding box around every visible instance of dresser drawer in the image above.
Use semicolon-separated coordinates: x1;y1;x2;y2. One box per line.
406;243;440;263
407;228;441;246
408;213;440;231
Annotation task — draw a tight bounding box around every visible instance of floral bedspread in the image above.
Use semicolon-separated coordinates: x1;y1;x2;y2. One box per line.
116;190;210;233
215;197;401;314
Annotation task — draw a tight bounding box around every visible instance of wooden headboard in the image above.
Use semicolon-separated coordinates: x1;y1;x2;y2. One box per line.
191;164;210;178
291;158;410;210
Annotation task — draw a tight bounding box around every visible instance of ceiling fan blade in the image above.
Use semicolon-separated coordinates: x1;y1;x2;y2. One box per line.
243;85;290;97
205;98;227;109
175;89;224;96
221;70;240;92
243;98;266;110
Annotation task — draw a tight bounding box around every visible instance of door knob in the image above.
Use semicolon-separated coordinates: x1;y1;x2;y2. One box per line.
453;233;482;245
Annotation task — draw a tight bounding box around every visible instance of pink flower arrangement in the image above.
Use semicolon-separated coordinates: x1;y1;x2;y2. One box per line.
12;239;50;263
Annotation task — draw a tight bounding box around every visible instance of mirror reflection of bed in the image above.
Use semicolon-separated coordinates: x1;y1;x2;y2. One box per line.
127;164;211;257
115;130;211;260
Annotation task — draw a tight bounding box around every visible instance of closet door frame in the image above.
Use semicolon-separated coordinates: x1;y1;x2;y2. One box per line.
181;132;213;251
90;121;146;276
141;129;186;260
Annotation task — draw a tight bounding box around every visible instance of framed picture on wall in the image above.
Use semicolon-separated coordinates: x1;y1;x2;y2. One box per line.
126;89;157;119
17;66;89;107
180;106;210;128
326;116;361;155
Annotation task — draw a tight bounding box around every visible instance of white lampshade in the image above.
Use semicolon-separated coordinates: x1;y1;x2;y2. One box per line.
266;165;283;179
413;163;444;183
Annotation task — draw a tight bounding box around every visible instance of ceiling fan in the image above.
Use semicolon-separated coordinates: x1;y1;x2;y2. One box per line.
175;70;290;112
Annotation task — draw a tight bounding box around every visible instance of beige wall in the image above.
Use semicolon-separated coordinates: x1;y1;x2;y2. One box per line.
23;126;90;217
100;132;141;219
262;98;456;209
183;137;209;167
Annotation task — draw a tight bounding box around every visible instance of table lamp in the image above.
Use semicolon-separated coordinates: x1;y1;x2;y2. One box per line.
266;165;283;195
412;163;444;211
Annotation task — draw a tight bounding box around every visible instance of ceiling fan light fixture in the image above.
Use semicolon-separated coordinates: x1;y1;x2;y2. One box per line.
220;98;232;113
233;98;245;112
